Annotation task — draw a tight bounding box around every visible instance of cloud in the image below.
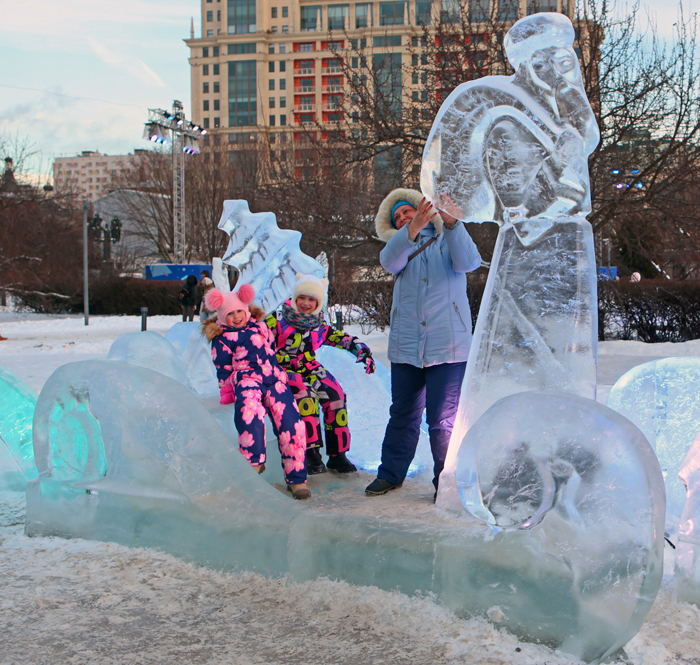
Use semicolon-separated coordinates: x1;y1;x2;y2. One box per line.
87;38;167;89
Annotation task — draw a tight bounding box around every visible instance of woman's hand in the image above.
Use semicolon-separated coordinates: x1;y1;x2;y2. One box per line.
407;198;437;242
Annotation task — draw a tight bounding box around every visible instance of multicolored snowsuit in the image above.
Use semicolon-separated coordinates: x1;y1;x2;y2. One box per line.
265;303;371;455
204;317;307;485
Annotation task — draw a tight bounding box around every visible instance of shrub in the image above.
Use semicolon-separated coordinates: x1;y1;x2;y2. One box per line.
78;278;183;316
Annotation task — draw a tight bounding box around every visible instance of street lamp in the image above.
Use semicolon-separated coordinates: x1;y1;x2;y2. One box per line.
142;100;205;264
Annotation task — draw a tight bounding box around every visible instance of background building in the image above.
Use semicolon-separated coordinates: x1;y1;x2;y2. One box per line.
53;150;146;201
185;0;574;146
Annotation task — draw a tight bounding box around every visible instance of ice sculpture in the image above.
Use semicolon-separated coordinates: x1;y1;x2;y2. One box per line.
106;331;195;393
164;322;220;399
454;391;664;661
0;364;38;490
218;200;325;313
422;13;600;511
675;430;700;605
607;357;700;534
25;357;661;662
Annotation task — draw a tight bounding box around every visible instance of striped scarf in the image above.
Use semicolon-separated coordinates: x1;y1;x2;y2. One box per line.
281;303;323;332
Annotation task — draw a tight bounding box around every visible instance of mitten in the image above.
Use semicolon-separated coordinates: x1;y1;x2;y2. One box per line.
219;382;235;405
356;348;376;374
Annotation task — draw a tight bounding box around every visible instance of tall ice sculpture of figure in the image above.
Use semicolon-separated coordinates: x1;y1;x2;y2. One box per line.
421;13;600;511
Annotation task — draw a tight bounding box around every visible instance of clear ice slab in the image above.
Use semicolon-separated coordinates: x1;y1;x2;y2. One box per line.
0;364;38;490
607;357;700;534
456;391;665;662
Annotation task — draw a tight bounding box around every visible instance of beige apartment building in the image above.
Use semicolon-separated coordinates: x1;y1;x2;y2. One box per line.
53;151;135;201
185;0;572;144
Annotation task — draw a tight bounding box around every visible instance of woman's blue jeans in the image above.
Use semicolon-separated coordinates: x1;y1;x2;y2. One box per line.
377;361;466;490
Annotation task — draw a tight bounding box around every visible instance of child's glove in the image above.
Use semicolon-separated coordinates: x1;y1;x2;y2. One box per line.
356;348;376;375
219;383;235;405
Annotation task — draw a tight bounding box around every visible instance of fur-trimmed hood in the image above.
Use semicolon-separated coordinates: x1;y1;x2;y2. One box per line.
201;304;266;341
374;188;445;243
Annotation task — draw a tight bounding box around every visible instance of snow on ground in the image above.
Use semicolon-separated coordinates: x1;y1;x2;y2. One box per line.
1;309;700;664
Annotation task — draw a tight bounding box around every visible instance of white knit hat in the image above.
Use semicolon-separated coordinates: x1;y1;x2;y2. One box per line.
292;274;328;315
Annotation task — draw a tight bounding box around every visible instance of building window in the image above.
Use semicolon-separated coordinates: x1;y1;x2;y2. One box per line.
527;0;558;14
272;6;278;17
497;0;518;20
204;82;210;93
204;100;210;111
374;35;401;47
214;117;221;127
299;42;314;52
204;117;210;128
441;0;461;22
217;10;221;20
379;1;404;25
229;60;257;126
280;79;286;90
280;114;287;125
270;97;276;108
203;47;209;57
416;0;432;24
228;0;256;34
214;81;220;92
228;43;257;54
282;25;289;32
214;64;220;75
300;5;321;31
207;10;213;21
214;46;220;56
279;61;286;72
328;4;348;30
270;115;276;125
270;79;275;90
282;6;288;17
280;44;286;53
269;45;275;53
279;96;286;107
269;62;275;72
271;25;278;32
355;3;371;27
214;99;220;110
374;52;402;118
207;29;214;37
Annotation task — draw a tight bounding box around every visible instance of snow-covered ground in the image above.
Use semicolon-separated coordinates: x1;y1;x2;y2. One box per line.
1;309;699;664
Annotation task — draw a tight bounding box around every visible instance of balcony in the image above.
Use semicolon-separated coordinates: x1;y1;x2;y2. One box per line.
294;102;317;112
294;85;315;93
322;65;342;74
294;67;315;76
321;102;343;111
322;84;343;93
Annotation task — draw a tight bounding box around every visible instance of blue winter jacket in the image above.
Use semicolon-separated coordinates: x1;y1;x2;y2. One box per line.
381;221;481;368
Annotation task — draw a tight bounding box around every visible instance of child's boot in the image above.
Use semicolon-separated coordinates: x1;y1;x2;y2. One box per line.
306;447;327;475
254;463;266;474
326;453;357;473
287;483;312;500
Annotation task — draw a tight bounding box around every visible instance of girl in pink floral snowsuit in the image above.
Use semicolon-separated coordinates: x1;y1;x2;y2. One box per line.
202;284;310;499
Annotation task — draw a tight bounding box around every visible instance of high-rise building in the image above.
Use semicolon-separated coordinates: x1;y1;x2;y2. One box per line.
185;0;574;145
53;151;137;201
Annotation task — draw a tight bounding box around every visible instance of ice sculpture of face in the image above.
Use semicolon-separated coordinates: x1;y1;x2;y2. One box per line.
527;46;580;92
393;204;416;230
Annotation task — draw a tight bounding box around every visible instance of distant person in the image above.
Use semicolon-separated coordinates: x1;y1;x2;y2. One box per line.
179;275;198;322
265;274;376;475
364;189;481;500
198;270;215;321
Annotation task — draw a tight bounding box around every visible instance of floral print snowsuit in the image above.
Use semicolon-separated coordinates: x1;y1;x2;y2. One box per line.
209;318;307;485
265;304;371;456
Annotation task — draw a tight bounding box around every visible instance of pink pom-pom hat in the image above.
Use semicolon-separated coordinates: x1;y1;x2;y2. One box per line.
204;284;256;325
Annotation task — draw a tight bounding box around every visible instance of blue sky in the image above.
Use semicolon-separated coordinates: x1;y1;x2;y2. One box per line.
0;0;693;182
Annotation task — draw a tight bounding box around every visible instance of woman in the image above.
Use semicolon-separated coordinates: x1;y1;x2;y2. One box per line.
365;189;481;498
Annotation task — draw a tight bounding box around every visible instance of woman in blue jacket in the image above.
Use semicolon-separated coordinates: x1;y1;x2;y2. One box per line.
365;188;482;498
